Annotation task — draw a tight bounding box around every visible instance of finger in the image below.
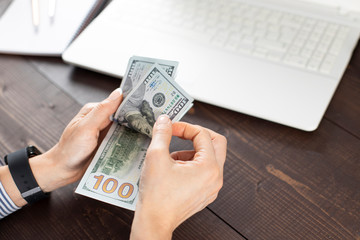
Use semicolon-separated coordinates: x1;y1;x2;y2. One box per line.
147;115;172;159
68;103;98;126
83;88;123;131
170;150;196;161
78;103;98;116
206;193;219;206
202;128;227;169
173;122;227;168
172;122;215;163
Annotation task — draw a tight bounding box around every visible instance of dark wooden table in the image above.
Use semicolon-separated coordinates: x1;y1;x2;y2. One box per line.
0;41;359;239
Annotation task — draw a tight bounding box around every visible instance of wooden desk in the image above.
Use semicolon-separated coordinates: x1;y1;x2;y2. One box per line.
0;42;359;239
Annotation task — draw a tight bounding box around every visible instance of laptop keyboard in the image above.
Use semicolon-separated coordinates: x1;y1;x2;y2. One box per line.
110;0;351;75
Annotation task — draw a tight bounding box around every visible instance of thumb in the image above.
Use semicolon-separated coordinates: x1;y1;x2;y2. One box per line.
148;115;172;157
84;88;123;131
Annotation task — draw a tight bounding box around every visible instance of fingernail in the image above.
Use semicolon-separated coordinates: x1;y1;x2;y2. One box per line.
156;115;170;125
108;88;123;101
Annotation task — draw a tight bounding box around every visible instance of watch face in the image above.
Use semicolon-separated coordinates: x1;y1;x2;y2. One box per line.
27;146;41;157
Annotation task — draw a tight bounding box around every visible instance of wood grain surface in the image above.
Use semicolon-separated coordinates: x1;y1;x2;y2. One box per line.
0;41;359;240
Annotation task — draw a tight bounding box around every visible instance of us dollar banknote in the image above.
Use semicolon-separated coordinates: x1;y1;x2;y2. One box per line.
76;57;193;210
114;64;194;138
120;56;178;98
111;56;178;122
75;124;149;210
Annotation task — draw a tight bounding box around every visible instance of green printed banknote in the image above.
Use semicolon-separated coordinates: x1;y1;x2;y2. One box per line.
76;56;193;210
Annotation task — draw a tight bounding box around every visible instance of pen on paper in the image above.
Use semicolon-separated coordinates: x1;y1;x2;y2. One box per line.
48;0;56;21
31;0;40;29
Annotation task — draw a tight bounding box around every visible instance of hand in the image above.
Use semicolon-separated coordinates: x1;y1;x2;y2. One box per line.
130;115;227;240
30;88;123;194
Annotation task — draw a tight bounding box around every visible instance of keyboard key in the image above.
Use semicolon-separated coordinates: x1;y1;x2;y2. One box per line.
241;36;255;45
237;45;252;54
284;55;308;67
317;43;330;53
266;32;280;41
320;62;333;74
279;34;295;44
338;26;350;37
326;24;339;35
253;47;268;58
312;50;325;61
256;21;268;30
241;27;253;35
302;21;315;31
288;46;301;55
229;32;242;41
304;40;318;51
300;48;313;58
307;59;322;71
323;55;337;67
254;29;266;38
256;39;287;52
309;32;322;42
329;39;344;55
293;38;306;47
316;21;328;31
280;26;296;37
298;29;311;39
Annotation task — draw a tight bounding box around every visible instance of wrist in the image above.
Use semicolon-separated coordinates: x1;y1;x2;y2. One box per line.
131;204;174;240
2;146;54;206
29;148;71;192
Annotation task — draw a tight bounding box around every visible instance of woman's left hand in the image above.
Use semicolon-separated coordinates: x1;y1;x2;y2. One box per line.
30;88;123;193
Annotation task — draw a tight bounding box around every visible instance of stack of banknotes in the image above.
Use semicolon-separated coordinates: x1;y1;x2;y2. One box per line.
75;56;194;210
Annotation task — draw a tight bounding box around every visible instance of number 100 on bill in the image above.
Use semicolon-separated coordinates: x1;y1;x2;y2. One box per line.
86;173;138;201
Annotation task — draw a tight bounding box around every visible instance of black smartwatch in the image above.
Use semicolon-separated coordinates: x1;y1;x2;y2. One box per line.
4;146;48;204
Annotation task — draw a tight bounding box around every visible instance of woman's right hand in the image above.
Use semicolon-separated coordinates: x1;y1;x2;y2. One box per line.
130;115;227;240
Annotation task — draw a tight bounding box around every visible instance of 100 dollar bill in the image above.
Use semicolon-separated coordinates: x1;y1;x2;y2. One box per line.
75;123;149;210
114;64;193;137
111;56;178;122
76;57;193;210
120;56;178;99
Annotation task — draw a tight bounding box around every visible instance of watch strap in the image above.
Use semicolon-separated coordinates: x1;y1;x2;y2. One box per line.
5;147;47;204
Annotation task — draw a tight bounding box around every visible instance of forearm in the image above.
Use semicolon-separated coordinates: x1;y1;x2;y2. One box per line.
0;148;73;208
0;165;27;207
130;218;172;240
130;208;174;240
28;148;75;193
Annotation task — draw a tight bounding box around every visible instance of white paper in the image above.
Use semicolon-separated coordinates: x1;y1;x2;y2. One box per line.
0;0;98;56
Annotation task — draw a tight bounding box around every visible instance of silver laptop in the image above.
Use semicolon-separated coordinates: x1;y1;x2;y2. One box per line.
62;0;360;131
